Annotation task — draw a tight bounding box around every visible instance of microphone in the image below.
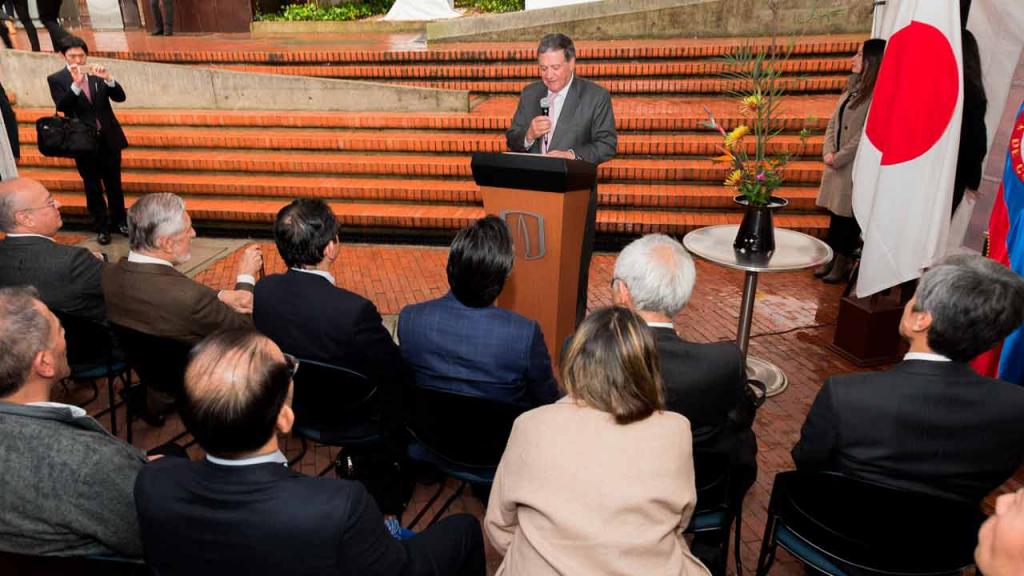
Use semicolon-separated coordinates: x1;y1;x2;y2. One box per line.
539;96;551;151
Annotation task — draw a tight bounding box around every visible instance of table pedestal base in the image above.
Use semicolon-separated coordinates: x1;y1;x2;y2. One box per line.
746;355;788;397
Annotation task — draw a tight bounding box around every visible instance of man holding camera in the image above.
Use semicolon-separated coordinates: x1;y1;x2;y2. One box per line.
47;35;128;246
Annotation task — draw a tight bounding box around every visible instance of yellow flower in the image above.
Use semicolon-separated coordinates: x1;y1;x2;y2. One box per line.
724;169;743;187
740;94;762;114
724;125;749;148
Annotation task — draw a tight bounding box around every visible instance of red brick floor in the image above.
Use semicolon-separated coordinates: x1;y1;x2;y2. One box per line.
56;240;1018;575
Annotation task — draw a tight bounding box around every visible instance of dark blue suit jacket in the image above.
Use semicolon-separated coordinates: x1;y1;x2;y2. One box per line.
398;292;558;408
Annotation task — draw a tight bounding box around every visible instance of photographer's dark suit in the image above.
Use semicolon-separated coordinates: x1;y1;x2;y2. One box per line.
47;68;128;234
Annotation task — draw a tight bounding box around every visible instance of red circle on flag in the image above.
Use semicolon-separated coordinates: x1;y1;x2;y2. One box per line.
865;21;960;166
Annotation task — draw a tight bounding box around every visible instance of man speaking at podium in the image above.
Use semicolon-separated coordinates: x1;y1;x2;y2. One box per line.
506;33;617;322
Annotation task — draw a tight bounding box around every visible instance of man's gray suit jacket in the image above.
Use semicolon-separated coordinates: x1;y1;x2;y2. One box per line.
505;76;617;165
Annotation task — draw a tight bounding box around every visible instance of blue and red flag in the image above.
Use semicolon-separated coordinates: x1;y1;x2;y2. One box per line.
972;100;1024;384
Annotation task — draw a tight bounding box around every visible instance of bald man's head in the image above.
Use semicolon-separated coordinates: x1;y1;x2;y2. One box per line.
181;330;294;458
0;178;63;236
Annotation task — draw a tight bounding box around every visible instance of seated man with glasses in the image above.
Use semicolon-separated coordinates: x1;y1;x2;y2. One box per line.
134;329;486;576
0;177;106;323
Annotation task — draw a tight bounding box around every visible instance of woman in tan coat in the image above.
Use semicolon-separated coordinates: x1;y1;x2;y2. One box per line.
815;38;886;283
484;306;709;576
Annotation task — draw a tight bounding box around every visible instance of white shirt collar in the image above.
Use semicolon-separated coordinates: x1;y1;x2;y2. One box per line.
291;267;335;286
128;251;174;267
550;74;574;99
5;233;55;242
28;401;87;418
645;321;675;329
904;352;952;362
206;450;288;467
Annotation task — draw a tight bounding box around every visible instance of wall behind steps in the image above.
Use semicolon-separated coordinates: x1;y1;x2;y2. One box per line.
428;0;872;43
0;51;470;113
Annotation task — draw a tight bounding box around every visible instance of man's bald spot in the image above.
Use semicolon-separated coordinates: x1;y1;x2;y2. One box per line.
185;334;282;415
649;242;681;273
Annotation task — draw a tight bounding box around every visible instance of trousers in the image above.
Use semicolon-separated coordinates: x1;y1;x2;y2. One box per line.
401;514;486;576
73;139;126;233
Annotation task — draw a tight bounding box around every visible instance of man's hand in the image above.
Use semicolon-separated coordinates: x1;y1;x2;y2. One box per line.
823;152;835;166
70;64;85;85
526;116;552;141
545;150;575;160
966;188;982;203
218;289;254;314
236;243;263;278
92;64;112;81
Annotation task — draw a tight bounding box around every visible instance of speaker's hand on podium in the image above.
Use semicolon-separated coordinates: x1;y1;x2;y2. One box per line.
545;150;575;160
527;116;552;141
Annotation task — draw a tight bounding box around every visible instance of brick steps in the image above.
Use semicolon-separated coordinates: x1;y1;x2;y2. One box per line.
18;149;826;184
18;126;823;156
51;192;828;236
209;57;850;80
371;75;845;95
15;100;838;131
23;168;821;210
90;35;862;64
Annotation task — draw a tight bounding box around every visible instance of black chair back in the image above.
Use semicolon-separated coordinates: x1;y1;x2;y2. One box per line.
406;385;525;468
692;451;732;515
109;323;192;401
761;471;985;575
290;358;380;443
55;312;118;370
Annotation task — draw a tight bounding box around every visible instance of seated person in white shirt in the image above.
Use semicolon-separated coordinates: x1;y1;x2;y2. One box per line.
0;177;107;322
793;254;1024;504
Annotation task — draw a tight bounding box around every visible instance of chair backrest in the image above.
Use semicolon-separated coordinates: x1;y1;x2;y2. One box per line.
290;358;379;435
692;451;732;515
55;312;115;370
769;470;985;574
407;385;526;468
109;323;192;400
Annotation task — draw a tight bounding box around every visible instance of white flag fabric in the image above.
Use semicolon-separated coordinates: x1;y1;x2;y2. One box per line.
851;1;964;297
383;0;459;21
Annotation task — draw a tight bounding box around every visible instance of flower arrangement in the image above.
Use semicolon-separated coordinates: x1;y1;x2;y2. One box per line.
704;46;811;207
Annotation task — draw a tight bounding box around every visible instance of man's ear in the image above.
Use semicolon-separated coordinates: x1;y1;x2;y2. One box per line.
909;309;933;334
34;349;57;379
324;239;340;262
276;403;294;436
611;280;633;308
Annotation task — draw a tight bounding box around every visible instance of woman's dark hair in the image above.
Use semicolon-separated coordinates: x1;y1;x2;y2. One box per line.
561;306;664;425
273;199;339;269
59;35;89;54
851;38;887;108
446;215;513;308
180;330;293;458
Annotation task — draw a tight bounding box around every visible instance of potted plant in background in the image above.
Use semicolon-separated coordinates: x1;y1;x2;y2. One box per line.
704;43;811;261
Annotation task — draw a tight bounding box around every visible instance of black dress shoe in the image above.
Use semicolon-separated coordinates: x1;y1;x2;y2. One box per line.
150;29;163;36
96;232;111;245
117;224;129;236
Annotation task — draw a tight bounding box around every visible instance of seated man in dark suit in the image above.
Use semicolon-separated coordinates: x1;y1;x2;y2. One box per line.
398;215;558;408
793;254;1024;504
254;198;407;430
0;177;106;322
103;192;261;344
611;233;755;571
0;287;146;558
135;329;485;576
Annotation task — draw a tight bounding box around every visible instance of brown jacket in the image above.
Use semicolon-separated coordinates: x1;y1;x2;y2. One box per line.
817;81;872;218
102;259;252;344
485;397;709;576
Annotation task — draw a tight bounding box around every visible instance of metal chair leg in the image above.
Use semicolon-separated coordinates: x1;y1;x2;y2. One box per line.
734;511;744;575
407;478;448;531
755;514;779;576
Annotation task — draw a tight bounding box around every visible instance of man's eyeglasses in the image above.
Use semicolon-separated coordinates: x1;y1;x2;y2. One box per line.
283;353;300;379
18;197;58;213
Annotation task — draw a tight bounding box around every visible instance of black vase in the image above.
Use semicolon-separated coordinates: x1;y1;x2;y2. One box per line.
733;195;788;262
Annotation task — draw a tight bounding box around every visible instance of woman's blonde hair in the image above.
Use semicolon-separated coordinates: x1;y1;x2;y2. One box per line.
561;306;664;424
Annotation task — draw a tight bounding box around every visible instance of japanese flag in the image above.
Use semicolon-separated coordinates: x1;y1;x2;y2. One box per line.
852;1;963;297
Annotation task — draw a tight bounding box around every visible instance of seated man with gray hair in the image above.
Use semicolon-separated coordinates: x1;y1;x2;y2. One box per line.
135;329;486;576
793;254;1024;504
0;177;106;322
0;286;146;558
102;192;262;344
611;234;756;571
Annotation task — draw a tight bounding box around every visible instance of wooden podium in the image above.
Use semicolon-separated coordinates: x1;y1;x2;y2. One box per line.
471;152;597;363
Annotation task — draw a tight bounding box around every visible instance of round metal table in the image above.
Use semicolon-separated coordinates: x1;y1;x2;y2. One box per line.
683;225;832;397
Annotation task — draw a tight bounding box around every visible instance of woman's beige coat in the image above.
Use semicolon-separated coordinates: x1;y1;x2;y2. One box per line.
817;81;872;218
485;397;710;576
